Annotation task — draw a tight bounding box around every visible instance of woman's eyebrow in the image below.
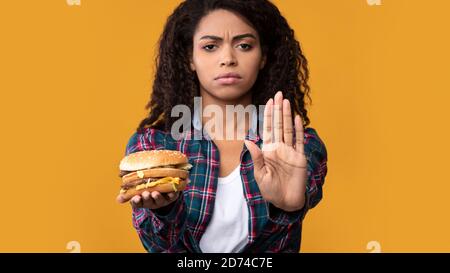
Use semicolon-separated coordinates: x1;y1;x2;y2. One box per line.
199;33;257;41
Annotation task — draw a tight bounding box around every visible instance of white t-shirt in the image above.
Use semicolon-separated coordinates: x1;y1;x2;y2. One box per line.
199;164;249;253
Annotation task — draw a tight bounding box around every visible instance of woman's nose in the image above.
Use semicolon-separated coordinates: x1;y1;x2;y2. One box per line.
220;47;237;66
220;59;236;66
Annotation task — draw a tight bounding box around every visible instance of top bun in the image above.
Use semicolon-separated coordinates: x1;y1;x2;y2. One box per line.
119;150;188;171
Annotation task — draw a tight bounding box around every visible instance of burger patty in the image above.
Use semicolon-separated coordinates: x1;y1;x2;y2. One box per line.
119;170;132;178
121;178;160;190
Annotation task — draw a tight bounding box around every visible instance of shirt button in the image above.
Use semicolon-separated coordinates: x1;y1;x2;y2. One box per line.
242;169;248;174
247;200;254;206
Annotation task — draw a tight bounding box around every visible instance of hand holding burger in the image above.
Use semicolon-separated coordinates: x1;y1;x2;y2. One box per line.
116;150;192;208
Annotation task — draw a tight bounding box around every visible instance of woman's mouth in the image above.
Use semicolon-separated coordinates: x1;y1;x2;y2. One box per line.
215;73;242;85
215;76;242;85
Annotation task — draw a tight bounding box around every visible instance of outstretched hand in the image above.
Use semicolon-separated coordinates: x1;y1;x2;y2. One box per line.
244;91;307;212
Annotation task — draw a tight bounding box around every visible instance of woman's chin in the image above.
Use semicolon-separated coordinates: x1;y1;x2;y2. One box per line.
208;87;251;103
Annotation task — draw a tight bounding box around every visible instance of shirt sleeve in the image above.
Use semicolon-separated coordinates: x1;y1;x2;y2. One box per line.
267;127;328;225
125;131;188;252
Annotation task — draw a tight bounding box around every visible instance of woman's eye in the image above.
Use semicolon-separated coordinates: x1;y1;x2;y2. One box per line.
202;44;253;52
238;44;253;50
203;45;217;51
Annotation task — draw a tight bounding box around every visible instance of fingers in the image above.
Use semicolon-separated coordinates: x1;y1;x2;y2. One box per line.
164;192;180;202
130;195;144;208
264;91;295;149
244;140;266;181
116;194;127;204
273;91;283;143
141;191;156;208
283;99;294;147
152;191;170;208
263;98;273;147
131;191;180;209
295;114;305;154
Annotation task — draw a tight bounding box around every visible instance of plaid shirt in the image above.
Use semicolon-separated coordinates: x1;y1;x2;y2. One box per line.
124;126;328;253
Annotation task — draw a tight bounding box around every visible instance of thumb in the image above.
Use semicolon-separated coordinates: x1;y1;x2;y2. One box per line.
116;194;127;204
244;140;265;176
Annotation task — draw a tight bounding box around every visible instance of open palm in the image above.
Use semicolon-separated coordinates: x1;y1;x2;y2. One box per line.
245;91;307;212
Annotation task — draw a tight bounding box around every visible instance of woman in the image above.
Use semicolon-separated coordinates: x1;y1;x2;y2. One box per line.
117;0;328;253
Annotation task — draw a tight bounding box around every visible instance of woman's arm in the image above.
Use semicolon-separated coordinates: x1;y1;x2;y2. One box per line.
131;193;188;252
123;131;189;252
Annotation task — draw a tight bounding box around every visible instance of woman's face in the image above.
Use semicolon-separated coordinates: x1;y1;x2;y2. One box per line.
190;9;266;103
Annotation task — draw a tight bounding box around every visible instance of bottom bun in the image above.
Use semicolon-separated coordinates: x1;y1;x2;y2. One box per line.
117;179;187;203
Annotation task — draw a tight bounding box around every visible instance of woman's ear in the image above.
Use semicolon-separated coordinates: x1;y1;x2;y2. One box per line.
189;57;196;71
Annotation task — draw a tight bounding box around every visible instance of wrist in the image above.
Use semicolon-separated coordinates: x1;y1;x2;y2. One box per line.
271;195;306;212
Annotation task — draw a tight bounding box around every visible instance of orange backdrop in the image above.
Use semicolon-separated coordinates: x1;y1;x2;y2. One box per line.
1;0;449;252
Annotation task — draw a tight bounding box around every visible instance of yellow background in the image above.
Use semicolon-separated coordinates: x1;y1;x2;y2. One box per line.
0;0;449;253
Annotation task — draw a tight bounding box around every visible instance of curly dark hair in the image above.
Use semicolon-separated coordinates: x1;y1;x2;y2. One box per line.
136;0;312;134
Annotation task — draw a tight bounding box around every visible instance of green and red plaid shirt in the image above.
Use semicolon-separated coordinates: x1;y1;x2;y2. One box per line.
125;126;327;253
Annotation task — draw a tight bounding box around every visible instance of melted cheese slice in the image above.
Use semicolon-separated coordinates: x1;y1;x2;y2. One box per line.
135;177;181;192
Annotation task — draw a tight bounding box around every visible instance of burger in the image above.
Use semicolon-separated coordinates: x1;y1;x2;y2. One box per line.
118;150;192;203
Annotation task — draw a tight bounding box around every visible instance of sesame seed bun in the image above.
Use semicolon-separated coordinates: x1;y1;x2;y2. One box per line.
119;150;188;171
